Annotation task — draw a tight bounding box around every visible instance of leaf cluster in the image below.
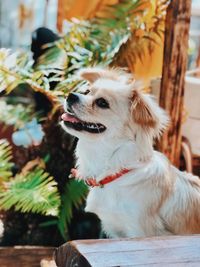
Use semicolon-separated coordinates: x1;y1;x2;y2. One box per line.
0;142;61;216
0;138;88;239
57;179;88;239
0;0;167;101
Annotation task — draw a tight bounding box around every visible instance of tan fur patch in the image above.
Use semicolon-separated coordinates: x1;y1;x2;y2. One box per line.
131;90;157;128
161;171;200;234
176;174;200;234
148;173;173;217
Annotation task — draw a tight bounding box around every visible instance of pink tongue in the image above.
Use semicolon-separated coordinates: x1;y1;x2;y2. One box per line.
61;113;80;123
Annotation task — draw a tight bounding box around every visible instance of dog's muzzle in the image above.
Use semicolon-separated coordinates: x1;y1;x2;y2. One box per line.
61;93;106;134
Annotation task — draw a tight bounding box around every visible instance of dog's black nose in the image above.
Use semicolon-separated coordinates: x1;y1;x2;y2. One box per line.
67;93;79;106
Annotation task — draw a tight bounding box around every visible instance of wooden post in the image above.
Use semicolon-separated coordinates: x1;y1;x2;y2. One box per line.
158;0;191;167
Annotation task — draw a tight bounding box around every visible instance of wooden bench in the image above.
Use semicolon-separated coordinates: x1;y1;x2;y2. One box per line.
54;235;200;267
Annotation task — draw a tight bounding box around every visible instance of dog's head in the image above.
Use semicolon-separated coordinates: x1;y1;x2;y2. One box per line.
61;68;169;145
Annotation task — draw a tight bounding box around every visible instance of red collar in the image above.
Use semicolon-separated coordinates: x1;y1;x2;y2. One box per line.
70;168;132;188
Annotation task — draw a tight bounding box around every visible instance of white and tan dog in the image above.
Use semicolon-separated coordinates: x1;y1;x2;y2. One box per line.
61;68;200;238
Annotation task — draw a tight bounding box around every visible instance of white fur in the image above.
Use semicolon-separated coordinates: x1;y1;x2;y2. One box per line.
62;68;200;238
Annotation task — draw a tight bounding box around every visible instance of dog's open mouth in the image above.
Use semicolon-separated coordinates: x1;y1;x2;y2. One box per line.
61;109;106;134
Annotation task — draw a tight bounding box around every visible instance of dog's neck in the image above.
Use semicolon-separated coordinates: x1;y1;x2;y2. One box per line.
75;137;153;179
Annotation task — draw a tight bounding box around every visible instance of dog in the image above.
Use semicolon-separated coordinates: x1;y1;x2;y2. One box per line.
61;67;200;238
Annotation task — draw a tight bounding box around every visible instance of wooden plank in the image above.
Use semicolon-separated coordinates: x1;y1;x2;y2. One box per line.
55;235;200;267
158;0;191;167
0;246;55;267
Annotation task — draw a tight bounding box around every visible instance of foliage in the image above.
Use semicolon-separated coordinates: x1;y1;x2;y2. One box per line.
0;137;87;240
0;49;61;103
0;0;167;100
0;144;61;216
0;166;60;216
57;179;88;239
115;0;168;67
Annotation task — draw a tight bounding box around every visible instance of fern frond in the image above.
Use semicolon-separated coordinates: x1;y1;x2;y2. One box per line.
0;49;61;103
115;0;167;71
0;139;13;181
57;179;88;239
0;164;61;216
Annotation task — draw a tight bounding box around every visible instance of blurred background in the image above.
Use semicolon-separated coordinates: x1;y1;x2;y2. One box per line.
0;0;57;48
0;0;199;249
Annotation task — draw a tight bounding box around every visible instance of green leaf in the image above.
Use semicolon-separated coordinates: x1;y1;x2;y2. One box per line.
57;179;88;239
0;165;61;216
39;219;58;227
0;139;13;181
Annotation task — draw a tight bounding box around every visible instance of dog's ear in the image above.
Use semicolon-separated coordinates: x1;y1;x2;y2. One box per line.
130;89;169;137
131;90;157;128
130;88;169;159
77;68;104;83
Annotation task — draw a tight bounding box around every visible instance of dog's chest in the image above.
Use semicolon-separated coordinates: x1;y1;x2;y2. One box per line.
85;183;169;238
85;183;150;234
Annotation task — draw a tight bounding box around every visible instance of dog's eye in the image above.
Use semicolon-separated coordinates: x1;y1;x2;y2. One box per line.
95;98;110;109
83;89;90;95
